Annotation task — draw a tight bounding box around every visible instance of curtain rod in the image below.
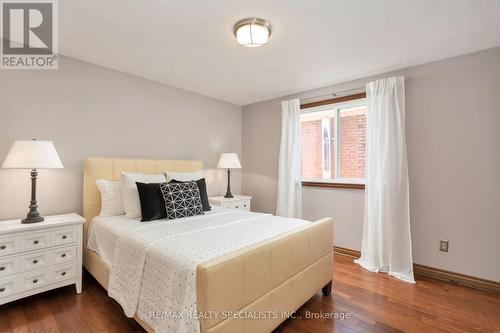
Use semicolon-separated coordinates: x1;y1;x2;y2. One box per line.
300;76;411;104
300;87;365;104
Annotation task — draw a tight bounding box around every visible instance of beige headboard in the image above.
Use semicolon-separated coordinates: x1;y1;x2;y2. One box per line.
82;157;203;242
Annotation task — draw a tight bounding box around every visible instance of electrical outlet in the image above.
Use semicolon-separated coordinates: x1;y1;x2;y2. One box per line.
439;240;449;252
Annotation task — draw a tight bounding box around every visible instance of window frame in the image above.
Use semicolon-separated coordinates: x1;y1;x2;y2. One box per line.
300;93;367;189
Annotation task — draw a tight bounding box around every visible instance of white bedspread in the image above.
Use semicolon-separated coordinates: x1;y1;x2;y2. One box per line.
87;215;139;267
107;209;309;333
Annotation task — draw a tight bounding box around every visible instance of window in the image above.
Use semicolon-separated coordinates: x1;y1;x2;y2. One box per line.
301;96;366;187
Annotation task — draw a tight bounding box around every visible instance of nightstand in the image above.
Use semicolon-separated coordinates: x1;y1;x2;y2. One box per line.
0;213;85;305
209;195;252;211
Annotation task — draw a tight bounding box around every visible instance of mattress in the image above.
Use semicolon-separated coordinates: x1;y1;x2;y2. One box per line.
86;206;229;268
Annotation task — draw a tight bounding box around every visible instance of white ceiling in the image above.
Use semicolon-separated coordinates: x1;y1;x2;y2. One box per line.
55;1;500;105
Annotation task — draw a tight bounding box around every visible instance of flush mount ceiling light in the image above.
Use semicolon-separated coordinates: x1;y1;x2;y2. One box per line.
233;18;272;47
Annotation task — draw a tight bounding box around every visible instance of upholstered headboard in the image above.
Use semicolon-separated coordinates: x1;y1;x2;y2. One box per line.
82;157;203;242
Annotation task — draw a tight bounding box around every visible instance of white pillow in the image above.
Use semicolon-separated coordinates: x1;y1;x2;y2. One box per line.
121;172;166;218
164;170;203;182
96;180;125;217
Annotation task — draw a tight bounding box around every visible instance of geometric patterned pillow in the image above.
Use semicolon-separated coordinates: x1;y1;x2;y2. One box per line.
159;181;204;220
169;178;211;211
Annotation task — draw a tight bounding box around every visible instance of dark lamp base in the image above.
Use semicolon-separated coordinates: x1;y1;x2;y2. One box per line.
22;169;45;224
22;215;44;224
224;168;234;199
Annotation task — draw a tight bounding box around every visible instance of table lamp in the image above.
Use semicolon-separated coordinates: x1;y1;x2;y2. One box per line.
217;153;241;198
1;139;63;223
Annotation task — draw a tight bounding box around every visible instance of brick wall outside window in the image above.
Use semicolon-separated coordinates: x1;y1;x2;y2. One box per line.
301;120;323;179
301;105;366;180
339;108;366;178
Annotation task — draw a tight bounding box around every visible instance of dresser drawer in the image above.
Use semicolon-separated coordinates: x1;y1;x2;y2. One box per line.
21;268;51;291
20;250;51;272
222;200;251;211
53;246;76;265
52;227;77;246
0;236;19;257
20;232;51;252
0;276;16;299
221;202;235;209
0;256;17;278
237;201;251;211
53;263;76;283
0;214;84;305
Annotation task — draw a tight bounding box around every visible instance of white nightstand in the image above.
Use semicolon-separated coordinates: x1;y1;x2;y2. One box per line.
209;195;252;211
0;213;85;305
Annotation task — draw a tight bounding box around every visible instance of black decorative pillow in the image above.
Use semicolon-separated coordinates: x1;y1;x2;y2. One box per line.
160;181;204;220
169;178;211;211
136;182;167;222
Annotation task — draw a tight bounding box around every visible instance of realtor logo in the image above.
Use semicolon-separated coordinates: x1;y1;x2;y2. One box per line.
1;0;58;69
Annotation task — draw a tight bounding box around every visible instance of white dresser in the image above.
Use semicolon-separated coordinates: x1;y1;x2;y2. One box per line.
0;213;85;305
209;195;252;211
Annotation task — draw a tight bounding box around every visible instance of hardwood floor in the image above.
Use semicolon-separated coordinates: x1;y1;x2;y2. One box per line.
1;255;499;333
275;256;500;333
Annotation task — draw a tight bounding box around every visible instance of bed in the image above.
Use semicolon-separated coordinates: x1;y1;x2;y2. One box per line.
82;157;334;333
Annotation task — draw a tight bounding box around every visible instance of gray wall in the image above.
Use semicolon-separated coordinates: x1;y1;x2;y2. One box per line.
242;47;500;282
0;55;242;220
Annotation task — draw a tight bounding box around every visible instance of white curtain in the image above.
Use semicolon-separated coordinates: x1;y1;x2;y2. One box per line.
354;76;415;284
276;99;302;218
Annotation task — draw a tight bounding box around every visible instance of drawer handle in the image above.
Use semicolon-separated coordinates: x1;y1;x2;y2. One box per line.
235;206;239;208
0;266;5;271
61;272;66;276
0;287;4;292
0;245;5;250
32;259;38;264
33;240;39;245
61;253;66;258
244;204;247;207
33;279;38;284
62;235;67;240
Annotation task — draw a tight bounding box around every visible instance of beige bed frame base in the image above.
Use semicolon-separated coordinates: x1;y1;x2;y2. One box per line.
82;157;334;333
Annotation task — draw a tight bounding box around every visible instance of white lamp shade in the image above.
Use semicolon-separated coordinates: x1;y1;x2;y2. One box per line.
217;153;241;169
2;140;63;169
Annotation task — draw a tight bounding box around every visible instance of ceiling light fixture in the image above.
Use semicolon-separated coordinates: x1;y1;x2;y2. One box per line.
233;18;271;47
